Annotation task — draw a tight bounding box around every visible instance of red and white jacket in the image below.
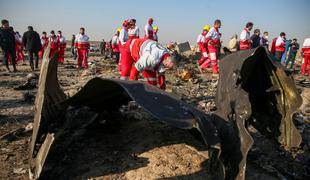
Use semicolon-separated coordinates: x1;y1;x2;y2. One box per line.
119;28;129;45
129;38;169;89
130;38;169;73
240;28;251;50
49;35;59;49
74;33;90;49
128;26;139;40
111;34;119;52
41;35;49;48
144;23;154;39
275;36;286;52
197;31;207;53
57;35;66;49
206;27;221;52
14;33;23;46
302;38;310;56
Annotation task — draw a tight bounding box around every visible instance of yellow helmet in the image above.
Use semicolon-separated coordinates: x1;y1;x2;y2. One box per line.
153;26;158;30
117;27;122;32
203;25;210;31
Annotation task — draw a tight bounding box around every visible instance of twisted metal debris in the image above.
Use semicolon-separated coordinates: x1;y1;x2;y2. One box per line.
29;46;302;179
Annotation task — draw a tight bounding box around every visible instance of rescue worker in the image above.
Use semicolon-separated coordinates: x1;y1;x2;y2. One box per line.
119;20;131;80
205;19;222;74
111;28;121;63
74;27;90;68
39;32;48;59
49;30;59;59
228;34;238;52
128;38;175;89
128;19;139;40
15;31;25;63
301;38;310;76
250;29;261;49
271;37;277;55
22;26;41;71
239;22;253;50
144;18;154;40
260;31;269;48
196;25;210;67
153;26;159;42
275;32;286;61
0;19;17;72
57;30;66;64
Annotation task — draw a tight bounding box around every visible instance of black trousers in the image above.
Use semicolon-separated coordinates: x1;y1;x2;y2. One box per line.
3;48;16;67
71;47;77;60
29;50;39;69
275;51;284;62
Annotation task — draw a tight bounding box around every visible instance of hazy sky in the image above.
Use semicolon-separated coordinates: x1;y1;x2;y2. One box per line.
0;0;309;46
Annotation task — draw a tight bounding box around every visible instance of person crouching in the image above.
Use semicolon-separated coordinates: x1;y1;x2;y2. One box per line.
128;38;175;90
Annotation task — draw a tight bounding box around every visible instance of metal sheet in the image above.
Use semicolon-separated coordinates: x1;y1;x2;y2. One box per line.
29;46;302;180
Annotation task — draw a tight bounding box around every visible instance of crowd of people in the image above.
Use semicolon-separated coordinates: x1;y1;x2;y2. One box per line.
1;18;310;90
198;21;310;77
225;22;310;76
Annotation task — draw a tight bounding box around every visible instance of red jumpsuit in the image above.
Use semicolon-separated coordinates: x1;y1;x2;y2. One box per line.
301;47;310;76
15;33;24;62
8;33;24;64
275;36;286;60
270;38;277;55
57;35;66;63
111;34;120;65
197;31;209;67
128;38;168;90
49;35;59;59
119;28;133;80
39;36;49;59
206;27;221;74
239;28;251;50
128;26;139;40
74;33;90;68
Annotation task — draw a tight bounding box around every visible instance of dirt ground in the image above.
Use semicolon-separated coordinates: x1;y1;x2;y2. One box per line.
0;52;309;180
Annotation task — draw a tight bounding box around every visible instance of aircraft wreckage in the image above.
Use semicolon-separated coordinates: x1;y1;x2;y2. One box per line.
29;46;302;179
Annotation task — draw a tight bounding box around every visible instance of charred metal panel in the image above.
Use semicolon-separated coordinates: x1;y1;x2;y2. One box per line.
29;46;67;179
216;46;302;149
29;46;302;180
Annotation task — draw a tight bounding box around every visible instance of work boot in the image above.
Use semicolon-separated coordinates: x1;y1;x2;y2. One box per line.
13;64;18;72
30;62;35;71
5;65;11;72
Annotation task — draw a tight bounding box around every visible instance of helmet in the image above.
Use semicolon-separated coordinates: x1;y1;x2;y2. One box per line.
203;24;211;31
117;27;122;32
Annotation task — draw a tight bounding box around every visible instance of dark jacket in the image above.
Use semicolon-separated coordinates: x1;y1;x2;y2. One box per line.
250;34;261;49
0;27;16;51
22;30;42;52
288;42;299;53
71;36;75;47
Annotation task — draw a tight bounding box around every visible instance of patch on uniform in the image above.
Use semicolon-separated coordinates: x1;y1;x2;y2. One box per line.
210;52;216;60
